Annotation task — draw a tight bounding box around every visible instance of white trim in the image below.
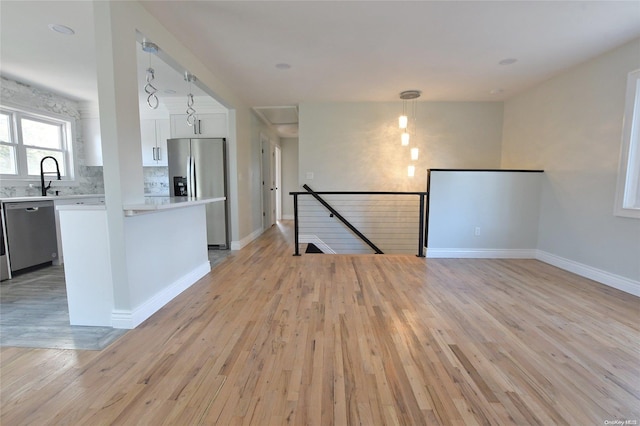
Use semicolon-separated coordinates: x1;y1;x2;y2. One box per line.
230;227;264;250
111;261;210;329
614;69;640;219
536;250;640;297
299;235;337;254
425;248;640;297
426;248;537;258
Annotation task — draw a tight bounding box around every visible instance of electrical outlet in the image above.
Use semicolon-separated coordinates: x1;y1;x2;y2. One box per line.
306;172;314;180
474;227;481;236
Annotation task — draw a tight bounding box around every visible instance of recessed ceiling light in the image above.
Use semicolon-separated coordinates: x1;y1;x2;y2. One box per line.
490;88;504;95
275;63;291;70
498;58;517;66
48;24;75;35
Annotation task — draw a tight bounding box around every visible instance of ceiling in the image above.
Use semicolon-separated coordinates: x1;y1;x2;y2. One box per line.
1;1;640;136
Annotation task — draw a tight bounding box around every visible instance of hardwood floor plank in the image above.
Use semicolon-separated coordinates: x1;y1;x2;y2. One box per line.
1;221;638;425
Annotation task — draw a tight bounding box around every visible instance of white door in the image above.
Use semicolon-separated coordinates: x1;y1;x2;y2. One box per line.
275;145;282;221
269;142;277;225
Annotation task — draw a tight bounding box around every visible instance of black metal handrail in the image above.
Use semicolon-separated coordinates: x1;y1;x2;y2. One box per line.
302;185;384;254
290;187;428;257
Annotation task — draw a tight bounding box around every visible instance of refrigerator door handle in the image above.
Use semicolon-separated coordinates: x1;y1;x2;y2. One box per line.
186;156;192;197
190;156;198;197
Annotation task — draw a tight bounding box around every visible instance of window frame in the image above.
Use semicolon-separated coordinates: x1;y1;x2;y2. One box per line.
0;104;77;185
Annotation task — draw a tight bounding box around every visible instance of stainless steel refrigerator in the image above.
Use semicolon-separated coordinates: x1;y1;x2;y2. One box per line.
167;137;229;248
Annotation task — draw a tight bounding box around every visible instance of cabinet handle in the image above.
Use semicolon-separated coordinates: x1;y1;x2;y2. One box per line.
152;147;157;161
157;147;161;161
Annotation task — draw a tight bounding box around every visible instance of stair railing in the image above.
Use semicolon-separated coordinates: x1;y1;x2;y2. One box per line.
290;186;428;257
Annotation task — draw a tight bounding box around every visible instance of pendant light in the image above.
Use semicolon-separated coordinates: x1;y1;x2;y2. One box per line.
141;42;159;110
411;147;419;161
399;90;420;146
185;72;197;126
398;90;421;176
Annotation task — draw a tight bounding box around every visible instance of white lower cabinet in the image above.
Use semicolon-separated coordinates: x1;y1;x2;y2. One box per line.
53;197;105;265
141;119;170;166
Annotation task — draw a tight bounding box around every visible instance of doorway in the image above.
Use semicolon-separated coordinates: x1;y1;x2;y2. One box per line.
261;135;282;229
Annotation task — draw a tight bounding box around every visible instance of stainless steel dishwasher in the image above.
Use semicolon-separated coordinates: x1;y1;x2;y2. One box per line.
4;200;58;273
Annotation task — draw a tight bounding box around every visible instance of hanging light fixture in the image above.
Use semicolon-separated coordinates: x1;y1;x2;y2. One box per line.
401;131;410;146
185;72;197;126
399;90;420;145
141;42;159;109
399;100;408;129
411;147;419;161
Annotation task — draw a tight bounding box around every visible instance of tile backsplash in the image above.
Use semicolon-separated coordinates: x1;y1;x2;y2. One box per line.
1;77;170;198
144;167;170;195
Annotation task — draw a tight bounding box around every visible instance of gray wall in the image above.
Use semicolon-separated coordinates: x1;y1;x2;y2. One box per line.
299;101;504;192
427;171;542;255
280;138;299;219
502;38;640;284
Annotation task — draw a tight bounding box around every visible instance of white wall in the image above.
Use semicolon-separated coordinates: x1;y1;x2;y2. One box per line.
299;102;504;191
281;137;299;219
502;38;640;285
87;1;264;318
427;171;542;257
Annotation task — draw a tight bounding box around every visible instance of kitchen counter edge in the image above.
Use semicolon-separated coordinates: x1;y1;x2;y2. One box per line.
0;194;105;203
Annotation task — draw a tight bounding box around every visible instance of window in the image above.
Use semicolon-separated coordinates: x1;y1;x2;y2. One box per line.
0;106;74;181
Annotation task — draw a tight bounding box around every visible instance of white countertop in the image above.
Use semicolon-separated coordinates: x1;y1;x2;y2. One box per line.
0;194;105;203
51;195;224;216
123;196;225;216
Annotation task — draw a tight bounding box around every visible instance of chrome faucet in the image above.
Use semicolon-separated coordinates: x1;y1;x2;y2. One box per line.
40;156;61;196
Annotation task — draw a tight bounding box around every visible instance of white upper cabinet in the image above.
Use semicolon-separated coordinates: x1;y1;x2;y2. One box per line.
170;113;227;138
79;102;102;166
141;119;170;166
82;117;103;166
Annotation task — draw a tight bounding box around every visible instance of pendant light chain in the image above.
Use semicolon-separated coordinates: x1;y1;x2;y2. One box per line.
145;68;159;109
185;73;198;126
142;41;160;110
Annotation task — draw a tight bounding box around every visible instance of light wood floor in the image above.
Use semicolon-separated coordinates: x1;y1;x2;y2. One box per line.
1;221;638;425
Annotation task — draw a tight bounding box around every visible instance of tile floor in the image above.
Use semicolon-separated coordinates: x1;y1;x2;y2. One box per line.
0;249;231;351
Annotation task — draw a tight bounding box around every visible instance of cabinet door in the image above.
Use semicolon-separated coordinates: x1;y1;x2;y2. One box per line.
82;117;102;166
170;114;199;138
170;113;227;138
198;113;227;137
140;119;157;166
154;119;170;166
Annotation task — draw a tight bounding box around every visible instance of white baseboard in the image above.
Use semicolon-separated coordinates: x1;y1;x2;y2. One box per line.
536;250;640;297
426;248;537;259
425;247;639;297
111;261;211;329
230;227;264;250
299;235;336;254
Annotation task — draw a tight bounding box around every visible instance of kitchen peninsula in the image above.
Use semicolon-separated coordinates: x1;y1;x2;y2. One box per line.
57;196;225;328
